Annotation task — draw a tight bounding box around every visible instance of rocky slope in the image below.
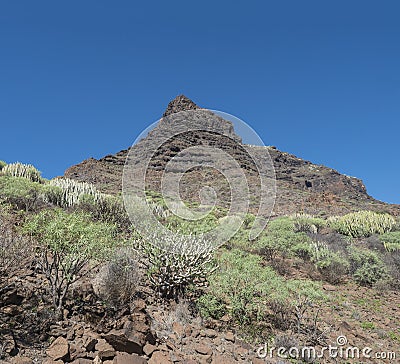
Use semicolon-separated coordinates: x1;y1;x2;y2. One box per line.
65;95;399;216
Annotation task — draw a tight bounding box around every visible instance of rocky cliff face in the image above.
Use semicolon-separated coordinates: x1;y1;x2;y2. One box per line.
65;95;399;216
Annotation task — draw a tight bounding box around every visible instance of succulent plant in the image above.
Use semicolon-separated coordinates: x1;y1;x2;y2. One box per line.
328;211;396;238
2;162;42;182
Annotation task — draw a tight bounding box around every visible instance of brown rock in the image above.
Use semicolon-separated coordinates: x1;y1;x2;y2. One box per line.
95;339;116;360
10;357;33;364
148;351;173;364
204;329;217;338
212;353;237;364
70;359;93;364
143;344;157;356
113;352;148;364
46;336;69;361
42;360;64;364
103;329;143;355
323;284;337;291
195;344;212;356
224;332;235;342
172;322;185;337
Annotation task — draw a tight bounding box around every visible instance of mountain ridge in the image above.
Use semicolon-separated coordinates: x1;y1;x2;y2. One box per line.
65;95;399;216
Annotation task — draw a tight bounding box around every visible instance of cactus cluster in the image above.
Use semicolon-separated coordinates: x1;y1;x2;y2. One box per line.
2;162;42;182
47;178;102;207
328;210;396;238
139;232;217;299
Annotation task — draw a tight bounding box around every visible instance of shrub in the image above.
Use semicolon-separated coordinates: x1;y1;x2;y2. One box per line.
256;217;311;260
0;161;6;171
309;241;349;283
96;248;142;307
139;232;217;300
196;293;226;320
0;176;43;211
329;211;396;238
290;213;326;234
78;193;130;230
0;209;32;294
349;246;388;286
1;162;42;182
201;249;324;336
22;209;118;317
379;231;400;252
205;249;278;327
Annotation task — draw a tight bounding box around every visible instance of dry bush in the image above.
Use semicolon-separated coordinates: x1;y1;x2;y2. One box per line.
0;211;32;294
94;248;143;307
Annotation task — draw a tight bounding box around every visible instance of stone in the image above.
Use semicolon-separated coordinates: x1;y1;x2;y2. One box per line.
10;357;33;364
143;344;157;356
224;332;235;342
95;339;116;360
46;336;69;361
323;284;337;291
195;344;212;356
103;329;143;355
172;322;185;337
70;359;93;364
113;352;148;364
148;351;173;364
212;353;237;364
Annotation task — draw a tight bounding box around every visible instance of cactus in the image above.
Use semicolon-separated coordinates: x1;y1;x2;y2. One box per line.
47;178;102;207
138;232;217;299
328;211;396;238
2;162;42;182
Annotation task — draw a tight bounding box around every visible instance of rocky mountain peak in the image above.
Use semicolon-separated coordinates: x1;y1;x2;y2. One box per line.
163;94;199;117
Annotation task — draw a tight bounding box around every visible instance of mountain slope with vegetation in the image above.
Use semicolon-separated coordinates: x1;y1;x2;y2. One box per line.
1;99;400;363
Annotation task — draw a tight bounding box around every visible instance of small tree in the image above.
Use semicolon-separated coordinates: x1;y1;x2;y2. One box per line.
22;209;118;318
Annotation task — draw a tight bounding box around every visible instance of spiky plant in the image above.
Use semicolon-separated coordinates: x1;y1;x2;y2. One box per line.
2;162;42;182
47;178;102;207
328;211;396;238
138;232;217;299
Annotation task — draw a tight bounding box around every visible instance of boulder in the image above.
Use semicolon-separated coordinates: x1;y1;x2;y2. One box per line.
46;337;69;361
103;329;143;355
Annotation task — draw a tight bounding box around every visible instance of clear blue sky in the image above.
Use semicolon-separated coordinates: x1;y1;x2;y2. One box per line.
0;1;399;204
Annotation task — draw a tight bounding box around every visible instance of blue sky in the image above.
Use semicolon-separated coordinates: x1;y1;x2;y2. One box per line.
0;1;399;204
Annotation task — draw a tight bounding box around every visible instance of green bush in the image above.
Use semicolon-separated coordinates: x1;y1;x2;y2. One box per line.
379;231;400;252
349;246;388;286
1;162;42;182
329;211;396;238
200;249;324;336
256;217;311;260
197;293;226;320
78;193;130;230
22;209;118;317
0;161;6;171
0;176;43;211
309;241;349;283
290;213;326;234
